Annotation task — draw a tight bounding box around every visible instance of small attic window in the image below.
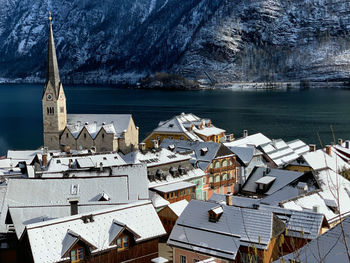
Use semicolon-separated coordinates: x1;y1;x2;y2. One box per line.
200;147;208;156
71;184;79;195
56;160;61;164
168;124;174;128
208;206;223;222
98;192;110;201
168;144;175;151
103;157;107;160
325;199;339;214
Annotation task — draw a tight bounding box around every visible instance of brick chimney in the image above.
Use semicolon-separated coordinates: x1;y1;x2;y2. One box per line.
226;192;233;206
326;145;332;156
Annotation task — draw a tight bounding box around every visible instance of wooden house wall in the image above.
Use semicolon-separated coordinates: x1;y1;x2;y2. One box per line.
158;207;178;235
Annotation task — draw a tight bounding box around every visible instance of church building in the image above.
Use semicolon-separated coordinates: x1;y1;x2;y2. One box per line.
42;14;138;154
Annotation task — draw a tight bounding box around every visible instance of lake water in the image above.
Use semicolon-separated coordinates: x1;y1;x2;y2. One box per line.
0;84;350;155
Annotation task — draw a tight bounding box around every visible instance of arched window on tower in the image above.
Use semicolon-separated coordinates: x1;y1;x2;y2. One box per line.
47;107;50;114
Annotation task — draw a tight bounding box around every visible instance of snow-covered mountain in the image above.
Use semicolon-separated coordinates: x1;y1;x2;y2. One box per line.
1;0;350;84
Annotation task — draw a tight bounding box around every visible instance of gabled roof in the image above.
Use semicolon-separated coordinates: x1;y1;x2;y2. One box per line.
167;200;189;217
274;215;350;263
61;229;97;257
282;169;350;223
303;148;350;172
149;191;170;209
25;201;166;263
109;219;141;245
259;138;309;167
168;200;275;260
224;146;255;166
151;181;195;194
242;167;304;196
67;114;132;139
160;139;234;171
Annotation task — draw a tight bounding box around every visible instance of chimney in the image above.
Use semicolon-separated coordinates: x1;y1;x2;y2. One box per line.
152;139;159;149
326;145;332;156
338;138;343;146
99;162;103;172
243;130;248;138
297;182;308;196
346;141;350;149
309;144;316;152
226;192;233;206
139;143;146;151
68;197;79;216
68;159;73;168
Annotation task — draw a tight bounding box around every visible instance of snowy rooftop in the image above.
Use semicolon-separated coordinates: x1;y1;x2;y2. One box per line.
151;181;196;193
149;191;170;209
168;200;274;260
25;201;166;263
224;133;271;147
67;114;133;139
121;148;191;167
303;148;350;172
167;199;189;217
282;169;350;223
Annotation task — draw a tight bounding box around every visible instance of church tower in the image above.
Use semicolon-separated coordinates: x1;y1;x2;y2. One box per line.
42;12;67;150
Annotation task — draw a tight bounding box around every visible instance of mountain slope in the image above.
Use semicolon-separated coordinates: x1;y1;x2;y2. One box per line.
0;0;350;84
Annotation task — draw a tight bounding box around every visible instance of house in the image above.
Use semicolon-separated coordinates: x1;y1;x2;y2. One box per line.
224;145;266;185
158;199;188;235
122;145;205;200
168;199;285;263
160;139;239;200
209;193;329;256
0;170;149;258
274;215;350;263
142;113;226;148
42;15;138;153
16;201;166;263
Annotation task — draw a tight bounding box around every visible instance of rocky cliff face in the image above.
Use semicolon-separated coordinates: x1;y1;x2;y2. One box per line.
1;0;350;84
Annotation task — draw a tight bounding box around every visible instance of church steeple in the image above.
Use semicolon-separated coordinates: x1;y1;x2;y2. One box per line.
46;11;60;97
42;11;67;150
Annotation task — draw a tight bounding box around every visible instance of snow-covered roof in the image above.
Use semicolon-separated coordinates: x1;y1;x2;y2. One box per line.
168;200;275;260
45;152;127;173
224;133;271;147
282;169;350;223
167;199;189;217
151;181;195;193
255;176;276;185
303;148;350;172
0;174;149;236
67;114;132;139
259;138;308;167
152;113;225;141
121;148;191;167
242;167;304;195
149;191;170;209
26;201;166;263
275;215;350;263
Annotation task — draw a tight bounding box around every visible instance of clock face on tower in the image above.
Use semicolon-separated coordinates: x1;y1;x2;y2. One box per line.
46;93;53;101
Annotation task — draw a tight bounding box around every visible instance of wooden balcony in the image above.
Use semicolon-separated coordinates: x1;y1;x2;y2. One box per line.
210;179;236;189
209;165;235;174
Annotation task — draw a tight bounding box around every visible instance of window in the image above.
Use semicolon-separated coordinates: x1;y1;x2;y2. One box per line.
208;176;213;183
193;260;200;263
180;255;186;263
66;133;69;138
70;247;84;263
102;133;105;139
180;136;184;140
215;162;220;168
222;173;227;181
215;175;220;183
116;235;129;250
222;160;227;167
60;107;64;113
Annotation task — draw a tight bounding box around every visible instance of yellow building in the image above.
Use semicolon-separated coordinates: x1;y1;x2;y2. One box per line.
143;113;226;148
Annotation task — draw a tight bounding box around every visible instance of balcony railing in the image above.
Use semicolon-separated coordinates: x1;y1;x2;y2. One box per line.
209;165;235;174
210;179;236;189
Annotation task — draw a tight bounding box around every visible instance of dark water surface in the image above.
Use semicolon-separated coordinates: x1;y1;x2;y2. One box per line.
0;84;350;155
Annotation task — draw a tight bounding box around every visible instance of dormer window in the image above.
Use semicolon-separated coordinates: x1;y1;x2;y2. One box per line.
208;206;223;222
200;147;208;156
70;247;84;263
117;235;129;250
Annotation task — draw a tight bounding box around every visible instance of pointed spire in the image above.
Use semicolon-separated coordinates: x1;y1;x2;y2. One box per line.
46;11;60;95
